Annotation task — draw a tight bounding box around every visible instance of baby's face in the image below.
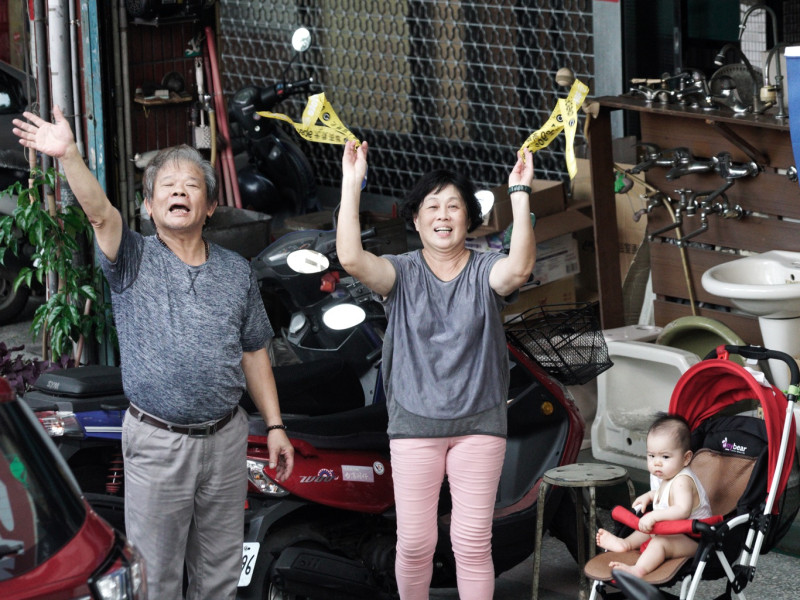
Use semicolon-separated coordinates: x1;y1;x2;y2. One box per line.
646;430;690;480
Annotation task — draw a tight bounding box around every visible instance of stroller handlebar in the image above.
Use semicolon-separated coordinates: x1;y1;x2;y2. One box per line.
704;345;800;388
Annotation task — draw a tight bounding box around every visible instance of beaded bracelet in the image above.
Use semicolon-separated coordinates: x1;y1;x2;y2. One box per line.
508;184;532;195
266;424;287;432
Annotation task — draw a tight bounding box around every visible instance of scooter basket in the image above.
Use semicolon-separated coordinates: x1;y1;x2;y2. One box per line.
505;302;612;385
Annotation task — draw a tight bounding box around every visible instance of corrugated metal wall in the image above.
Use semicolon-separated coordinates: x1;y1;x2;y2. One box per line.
218;0;594;199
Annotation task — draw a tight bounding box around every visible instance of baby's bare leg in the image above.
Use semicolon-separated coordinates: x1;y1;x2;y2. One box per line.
596;529;649;553
608;561;647;578
633;535;698;576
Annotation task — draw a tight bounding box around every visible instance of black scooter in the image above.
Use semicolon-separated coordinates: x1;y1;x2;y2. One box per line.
229;28;318;224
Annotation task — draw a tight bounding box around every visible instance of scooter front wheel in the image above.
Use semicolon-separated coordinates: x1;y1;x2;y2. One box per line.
0;264;29;324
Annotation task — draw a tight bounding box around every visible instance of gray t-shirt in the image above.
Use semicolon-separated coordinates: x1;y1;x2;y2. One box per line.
381;250;511;437
98;225;273;424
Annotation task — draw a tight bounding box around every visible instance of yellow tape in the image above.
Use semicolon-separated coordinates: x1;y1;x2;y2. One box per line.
257;92;359;145
518;78;589;179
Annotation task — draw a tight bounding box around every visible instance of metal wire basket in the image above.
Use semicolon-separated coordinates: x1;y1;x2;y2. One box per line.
505;302;613;386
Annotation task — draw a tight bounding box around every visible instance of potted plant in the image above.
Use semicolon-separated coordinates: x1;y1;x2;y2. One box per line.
0;166;114;362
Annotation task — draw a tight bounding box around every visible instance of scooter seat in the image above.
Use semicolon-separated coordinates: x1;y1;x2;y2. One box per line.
249;402;389;452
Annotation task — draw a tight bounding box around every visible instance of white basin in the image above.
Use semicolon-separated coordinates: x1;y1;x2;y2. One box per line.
702;250;800;391
701;250;800;318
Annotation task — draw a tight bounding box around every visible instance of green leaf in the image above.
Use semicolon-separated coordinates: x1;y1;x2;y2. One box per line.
79;284;99;302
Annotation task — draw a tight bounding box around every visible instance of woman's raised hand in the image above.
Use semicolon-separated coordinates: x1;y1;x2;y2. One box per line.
508;147;534;189
12;105;75;160
342;139;369;184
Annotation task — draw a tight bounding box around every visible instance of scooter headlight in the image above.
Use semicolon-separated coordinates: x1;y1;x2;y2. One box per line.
247;459;290;497
35;410;84;437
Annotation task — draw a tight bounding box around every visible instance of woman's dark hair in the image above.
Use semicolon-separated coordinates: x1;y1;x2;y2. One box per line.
400;169;484;233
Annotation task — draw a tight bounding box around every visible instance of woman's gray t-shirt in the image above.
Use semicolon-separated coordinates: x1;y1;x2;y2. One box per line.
98;225;273;424
381;250;510;438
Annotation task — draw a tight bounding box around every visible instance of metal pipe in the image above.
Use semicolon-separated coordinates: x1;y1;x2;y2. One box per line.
68;0;84;157
47;0;77;208
111;1;128;227
118;0;136;226
32;0;51;175
740;3;786;118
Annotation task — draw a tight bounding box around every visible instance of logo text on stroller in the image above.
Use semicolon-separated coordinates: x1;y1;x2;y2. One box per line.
721;437;748;454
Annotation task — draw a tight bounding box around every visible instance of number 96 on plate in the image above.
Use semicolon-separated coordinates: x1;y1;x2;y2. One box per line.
239;542;260;587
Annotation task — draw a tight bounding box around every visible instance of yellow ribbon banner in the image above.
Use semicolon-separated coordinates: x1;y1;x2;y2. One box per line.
257;92;359;145
518;78;589;179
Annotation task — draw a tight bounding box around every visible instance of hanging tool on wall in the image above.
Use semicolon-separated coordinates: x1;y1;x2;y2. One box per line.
193;56;213;155
204;26;241;209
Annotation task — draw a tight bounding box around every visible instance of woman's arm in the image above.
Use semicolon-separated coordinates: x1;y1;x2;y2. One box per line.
335;140;396;297
489;148;536;297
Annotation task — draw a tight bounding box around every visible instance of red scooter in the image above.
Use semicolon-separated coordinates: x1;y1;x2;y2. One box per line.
237;342;585;599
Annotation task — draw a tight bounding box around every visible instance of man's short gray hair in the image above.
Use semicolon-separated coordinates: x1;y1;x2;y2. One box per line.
142;145;218;207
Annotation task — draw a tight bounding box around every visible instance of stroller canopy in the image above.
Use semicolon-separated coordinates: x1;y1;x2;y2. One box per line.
669;357;796;509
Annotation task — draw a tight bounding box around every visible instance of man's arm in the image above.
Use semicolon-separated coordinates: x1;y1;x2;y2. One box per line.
13;105;123;260
242;347;294;481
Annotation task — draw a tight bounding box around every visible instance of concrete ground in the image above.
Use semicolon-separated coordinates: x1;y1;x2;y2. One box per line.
4;299;800;599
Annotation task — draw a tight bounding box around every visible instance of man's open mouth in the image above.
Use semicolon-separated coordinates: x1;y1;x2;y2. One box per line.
168;203;190;213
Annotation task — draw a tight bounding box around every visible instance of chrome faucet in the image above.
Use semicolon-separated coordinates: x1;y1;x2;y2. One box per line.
671;71;716;109
632;192;668;223
739;3;786;119
665;148;717;181
677;192;744;247
628;143;675;175
647;189;696;241
714;152;760;180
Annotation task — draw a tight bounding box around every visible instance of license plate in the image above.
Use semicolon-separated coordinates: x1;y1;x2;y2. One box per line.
238;542;260;587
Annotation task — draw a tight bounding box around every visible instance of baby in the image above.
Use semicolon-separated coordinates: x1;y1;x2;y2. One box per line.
596;414;711;577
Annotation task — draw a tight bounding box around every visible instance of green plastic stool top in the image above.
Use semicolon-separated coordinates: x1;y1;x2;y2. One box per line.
655;316;746;365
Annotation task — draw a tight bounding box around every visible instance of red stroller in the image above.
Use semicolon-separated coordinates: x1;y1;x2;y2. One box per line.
584;345;800;600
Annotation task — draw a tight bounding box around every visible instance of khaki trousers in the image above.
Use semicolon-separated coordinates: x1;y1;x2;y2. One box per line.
123;406;248;600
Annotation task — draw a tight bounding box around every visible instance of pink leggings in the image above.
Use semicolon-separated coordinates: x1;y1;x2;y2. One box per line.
390;435;506;600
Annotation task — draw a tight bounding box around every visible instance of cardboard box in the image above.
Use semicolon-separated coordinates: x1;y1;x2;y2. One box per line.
466;231;580;287
528;234;580;287
467;207;593;249
471;179;566;237
502;276;576;320
571;157;648;282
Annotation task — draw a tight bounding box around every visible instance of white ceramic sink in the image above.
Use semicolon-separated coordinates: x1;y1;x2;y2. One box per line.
701;250;800;318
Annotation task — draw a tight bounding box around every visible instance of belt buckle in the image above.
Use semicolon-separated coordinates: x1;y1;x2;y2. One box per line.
188;423;215;438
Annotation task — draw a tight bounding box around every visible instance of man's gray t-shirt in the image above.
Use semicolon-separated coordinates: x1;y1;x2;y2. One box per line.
381;250;510;437
98;225;273;424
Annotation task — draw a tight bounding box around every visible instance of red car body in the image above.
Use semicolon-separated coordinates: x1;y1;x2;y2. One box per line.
0;377;146;599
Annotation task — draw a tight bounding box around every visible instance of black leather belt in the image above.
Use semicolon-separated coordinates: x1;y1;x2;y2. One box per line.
128;405;236;437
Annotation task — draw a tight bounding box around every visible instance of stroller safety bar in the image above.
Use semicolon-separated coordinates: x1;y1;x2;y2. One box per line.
611;506;724;536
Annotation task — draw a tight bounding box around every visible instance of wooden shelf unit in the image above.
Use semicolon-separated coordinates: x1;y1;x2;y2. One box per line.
587;95;799;343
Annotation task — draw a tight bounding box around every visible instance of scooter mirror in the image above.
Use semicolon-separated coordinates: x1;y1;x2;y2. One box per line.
475;189;495;218
286;249;330;274
292;28;312;53
322;303;366;330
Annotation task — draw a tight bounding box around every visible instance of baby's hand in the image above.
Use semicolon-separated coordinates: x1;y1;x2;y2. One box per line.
638;513;656;533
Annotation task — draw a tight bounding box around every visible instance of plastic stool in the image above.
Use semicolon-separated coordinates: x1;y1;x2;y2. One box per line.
533;463;635;600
